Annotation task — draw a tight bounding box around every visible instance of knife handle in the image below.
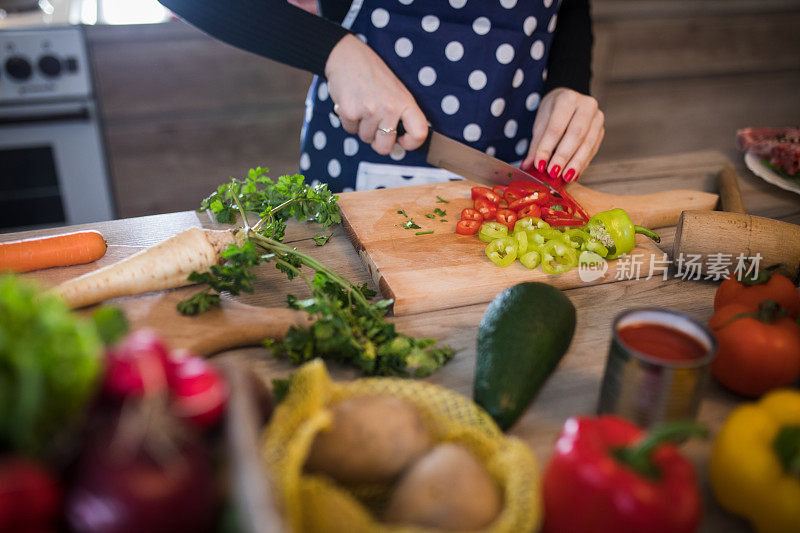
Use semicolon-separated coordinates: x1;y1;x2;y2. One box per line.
396;121;433;154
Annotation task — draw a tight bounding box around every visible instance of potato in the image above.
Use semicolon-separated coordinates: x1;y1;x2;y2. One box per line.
383;443;503;531
304;395;431;484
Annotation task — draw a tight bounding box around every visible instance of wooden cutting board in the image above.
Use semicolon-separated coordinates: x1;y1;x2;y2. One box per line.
338;180;713;316
114;290;311;357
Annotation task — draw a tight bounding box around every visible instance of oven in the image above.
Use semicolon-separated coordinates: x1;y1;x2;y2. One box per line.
0;25;115;231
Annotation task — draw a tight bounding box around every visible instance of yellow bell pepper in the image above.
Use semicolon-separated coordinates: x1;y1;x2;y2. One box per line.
709;389;800;533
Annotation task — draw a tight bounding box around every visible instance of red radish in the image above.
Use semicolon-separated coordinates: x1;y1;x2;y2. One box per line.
167;351;228;429
104;329;169;400
0;457;61;531
65;401;217;533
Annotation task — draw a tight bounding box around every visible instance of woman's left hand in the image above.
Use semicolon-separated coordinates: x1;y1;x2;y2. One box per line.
522;88;604;183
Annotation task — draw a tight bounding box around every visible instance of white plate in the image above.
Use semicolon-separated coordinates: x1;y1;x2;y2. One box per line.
744;150;800;196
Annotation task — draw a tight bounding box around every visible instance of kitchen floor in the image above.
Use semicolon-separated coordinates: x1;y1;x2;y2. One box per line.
86;0;800;219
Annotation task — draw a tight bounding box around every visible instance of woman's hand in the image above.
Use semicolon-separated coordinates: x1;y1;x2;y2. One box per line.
522;88;604;183
325;35;429;156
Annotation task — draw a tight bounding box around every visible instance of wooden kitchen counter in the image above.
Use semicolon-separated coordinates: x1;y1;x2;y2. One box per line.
5;150;799;533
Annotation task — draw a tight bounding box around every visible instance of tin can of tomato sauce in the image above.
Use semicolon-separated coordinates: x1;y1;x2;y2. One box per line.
597;308;717;428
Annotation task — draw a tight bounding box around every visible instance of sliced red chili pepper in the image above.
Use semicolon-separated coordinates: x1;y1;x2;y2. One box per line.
508;180;549;194
460;208;483;222
495;208;518;232
474;196;497;221
492;185;507;196
517;203;542;219
503;187;526;204
498;200;509;210
555;186;591;221
456;219;482;235
471;187;501;204
541;207;574;218
508;192;551;211
545;217;585;226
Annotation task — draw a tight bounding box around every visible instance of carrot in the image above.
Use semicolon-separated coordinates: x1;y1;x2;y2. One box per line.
53;227;236;309
0;230;107;273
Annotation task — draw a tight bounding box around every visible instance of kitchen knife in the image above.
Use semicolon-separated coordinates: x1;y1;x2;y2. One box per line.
398;123;563;196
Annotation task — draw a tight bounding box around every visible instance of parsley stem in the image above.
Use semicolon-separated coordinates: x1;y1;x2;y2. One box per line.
252;197;299;233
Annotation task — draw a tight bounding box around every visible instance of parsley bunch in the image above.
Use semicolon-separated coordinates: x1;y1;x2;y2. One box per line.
199;167;340;242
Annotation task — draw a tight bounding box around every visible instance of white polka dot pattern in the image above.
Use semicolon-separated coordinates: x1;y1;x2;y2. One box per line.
418;66;437;86
421;15;439;32
526;92;541;111
343;137;358;156
395;37;413;57
490;98;505;117
449;0;467;8
548;13;557;33
504;119;518;138
496;43;514;64
531;40;545;60
472;16;491;35
468;70;487;90
464;123;482;141
485;146;496;156
328;159;341;177
515;138;529;156
445;41;464;62
441;95;460;115
390;144;407;161
313;131;327;150
523;16;537;36
512;68;524;88
300;152;310;170
329;112;341;128
317;82;329;101
371;8;389;28
500;0;517;7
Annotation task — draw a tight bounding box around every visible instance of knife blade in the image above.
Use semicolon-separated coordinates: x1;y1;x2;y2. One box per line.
399;123;563;197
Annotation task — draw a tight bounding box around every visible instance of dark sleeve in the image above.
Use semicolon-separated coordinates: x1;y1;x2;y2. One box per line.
543;0;593;95
159;0;351;77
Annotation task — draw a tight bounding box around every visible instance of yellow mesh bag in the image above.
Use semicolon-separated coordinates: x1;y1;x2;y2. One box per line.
261;360;541;533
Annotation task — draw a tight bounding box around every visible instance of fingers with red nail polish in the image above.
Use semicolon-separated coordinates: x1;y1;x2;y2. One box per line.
549;165;561;180
564;168;575;182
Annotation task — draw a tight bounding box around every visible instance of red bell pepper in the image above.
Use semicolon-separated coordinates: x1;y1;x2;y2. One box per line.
543;416;705;533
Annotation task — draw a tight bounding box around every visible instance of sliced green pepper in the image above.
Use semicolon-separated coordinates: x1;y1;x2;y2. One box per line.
519;249;541;269
486;237;518;267
584;208;660;260
540;239;579;275
479;221;509;243
563;229;591;249
514;229;528;255
514;216;550;233
581;237;609;258
530;228;568;247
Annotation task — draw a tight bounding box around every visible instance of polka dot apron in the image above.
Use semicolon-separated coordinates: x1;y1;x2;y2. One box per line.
299;0;561;192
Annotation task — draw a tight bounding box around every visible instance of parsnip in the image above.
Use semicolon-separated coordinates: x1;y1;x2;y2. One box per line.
54;227;236;309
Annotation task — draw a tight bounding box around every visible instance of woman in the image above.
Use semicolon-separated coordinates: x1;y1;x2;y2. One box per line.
160;0;603;192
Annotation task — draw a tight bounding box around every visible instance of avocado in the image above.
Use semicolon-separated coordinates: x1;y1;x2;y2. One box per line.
473;282;576;431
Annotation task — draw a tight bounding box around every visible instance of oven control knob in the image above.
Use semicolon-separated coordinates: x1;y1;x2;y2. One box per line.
5;56;32;80
38;55;62;78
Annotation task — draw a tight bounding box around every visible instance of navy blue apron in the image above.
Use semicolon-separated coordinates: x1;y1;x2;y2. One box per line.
299;0;561;192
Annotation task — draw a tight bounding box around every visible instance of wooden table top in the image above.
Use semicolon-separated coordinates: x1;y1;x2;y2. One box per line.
6;149;799;533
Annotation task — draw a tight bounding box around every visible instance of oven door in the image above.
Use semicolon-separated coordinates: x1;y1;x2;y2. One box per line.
0;100;114;231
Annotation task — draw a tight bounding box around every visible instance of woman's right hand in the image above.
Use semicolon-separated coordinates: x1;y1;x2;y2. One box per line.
325;34;429;156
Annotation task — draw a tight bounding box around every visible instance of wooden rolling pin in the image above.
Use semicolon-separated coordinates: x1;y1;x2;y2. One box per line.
673;165;800;280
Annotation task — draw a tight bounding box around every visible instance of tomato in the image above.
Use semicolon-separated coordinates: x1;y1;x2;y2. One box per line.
474;197;498;221
492;185;507;196
714;272;799;319
471;187;501;204
496;209;518;232
509;180;549;194
456;219;481;235
460;208;483;222
709;301;800;397
517;203;542;219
